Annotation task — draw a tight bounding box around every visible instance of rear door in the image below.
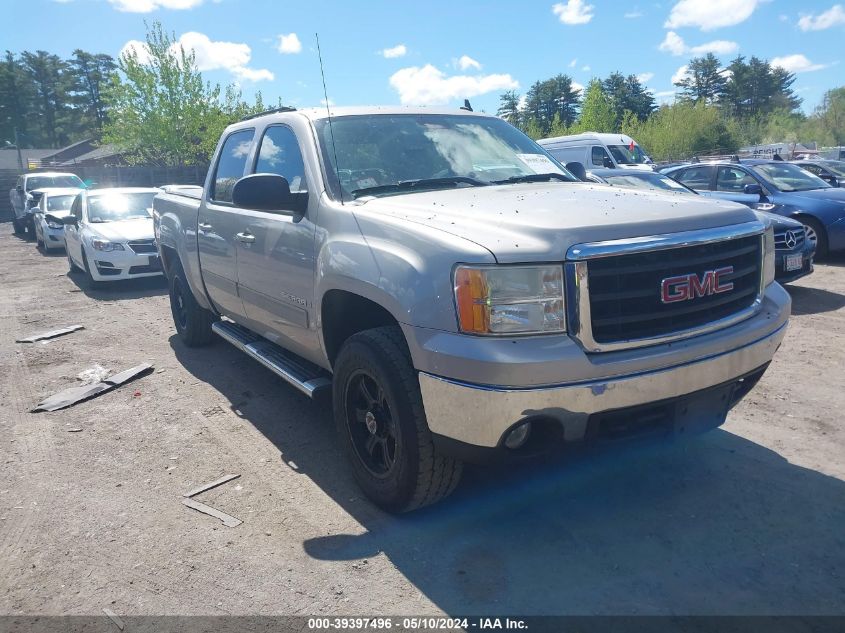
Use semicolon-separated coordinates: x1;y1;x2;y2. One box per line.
197;128;254;319
234;123;318;357
673;165;716;192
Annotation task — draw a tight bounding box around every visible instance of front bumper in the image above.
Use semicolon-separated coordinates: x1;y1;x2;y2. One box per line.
415;283;789;452
774;242;814;283
89;248;163;281
41;224;65;250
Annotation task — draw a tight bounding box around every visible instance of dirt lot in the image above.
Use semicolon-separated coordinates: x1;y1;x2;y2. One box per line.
1;221;844;617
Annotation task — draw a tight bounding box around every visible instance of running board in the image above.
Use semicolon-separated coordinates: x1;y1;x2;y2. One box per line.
212;320;331;398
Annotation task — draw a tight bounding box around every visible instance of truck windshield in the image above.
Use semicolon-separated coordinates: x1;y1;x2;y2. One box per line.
87;192;157;223
314;114;576;201
750;163;831;192
27;175;84;191
607;144;649;165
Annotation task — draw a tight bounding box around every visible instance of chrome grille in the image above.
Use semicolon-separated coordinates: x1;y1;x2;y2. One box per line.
127;239;157;254
566;222;766;352
774;227;804;250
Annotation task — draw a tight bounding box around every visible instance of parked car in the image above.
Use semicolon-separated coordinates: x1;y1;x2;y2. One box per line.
63;187;162;286
154;106;788;513
30;188;81;251
538;132;652;171
661;159;845;257
585;168;815;283
790;159;845;188
9;172;84;237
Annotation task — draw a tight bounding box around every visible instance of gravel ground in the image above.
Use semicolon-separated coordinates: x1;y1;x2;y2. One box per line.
1;221;844;617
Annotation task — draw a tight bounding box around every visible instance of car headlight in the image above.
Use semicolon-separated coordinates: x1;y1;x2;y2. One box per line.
762;225;775;287
91;239;125;252
46;220;64;229
454;264;565;335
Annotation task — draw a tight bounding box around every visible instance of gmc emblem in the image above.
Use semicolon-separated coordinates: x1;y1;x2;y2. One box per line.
661;266;734;303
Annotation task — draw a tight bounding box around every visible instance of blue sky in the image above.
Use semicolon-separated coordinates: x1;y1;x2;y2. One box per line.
6;0;844;114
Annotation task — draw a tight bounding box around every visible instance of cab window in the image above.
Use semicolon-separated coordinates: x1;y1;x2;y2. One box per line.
211;129;255;203
716;167;758;193
591;146;612;167
254;125;307;192
675;166;715;190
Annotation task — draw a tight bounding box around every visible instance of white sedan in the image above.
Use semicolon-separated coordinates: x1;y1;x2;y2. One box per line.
64;187;163;286
31;187;83;251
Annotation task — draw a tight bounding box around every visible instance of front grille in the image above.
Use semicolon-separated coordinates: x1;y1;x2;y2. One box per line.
129;261;162;275
774;227;805;250
127;239;157;254
586;235;762;344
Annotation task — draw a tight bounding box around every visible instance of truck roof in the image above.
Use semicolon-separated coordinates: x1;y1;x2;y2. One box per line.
230;105;492;129
538;132;637;146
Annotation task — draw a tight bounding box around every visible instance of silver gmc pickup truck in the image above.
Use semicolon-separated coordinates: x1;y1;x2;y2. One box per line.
154;106;790;512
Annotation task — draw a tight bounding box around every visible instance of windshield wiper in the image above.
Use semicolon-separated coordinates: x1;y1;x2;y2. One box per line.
351;177;489;198
492;173;573;184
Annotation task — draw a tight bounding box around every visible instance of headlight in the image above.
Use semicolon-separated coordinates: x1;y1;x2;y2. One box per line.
46;221;64;229
91;239;125;252
454;265;565;335
762;225;775;287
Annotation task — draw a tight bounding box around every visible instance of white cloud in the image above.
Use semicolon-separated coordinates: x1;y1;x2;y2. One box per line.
798;5;845;31
572;81;585;93
624;10;643;18
382;44;407;59
517;95;528;111
637;72;654;83
320;98;335;106
120;32;274;82
581;65;591;71
389;64;518;105
552;0;595;25
665;0;761;31
659;30;738;56
108;0;202;11
672;64;690;84
277;33;302;54
568;58;578;68
771;54;829;74
457;55;482;71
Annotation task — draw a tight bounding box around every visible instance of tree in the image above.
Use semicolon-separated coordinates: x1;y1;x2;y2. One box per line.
21;50;75;147
602;72;655;127
497;90;521;126
103;22;267;165
675;53;726;105
0;52;35;147
814;87;845;146
69;50;117;131
572;79;616;133
523;74;581;136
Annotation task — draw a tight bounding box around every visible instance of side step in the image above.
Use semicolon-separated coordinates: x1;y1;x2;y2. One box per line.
212;320;332;398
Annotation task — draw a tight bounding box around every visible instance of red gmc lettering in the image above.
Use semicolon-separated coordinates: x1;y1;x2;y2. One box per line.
661;266;734;304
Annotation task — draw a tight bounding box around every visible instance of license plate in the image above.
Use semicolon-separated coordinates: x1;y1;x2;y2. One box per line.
785;254;803;272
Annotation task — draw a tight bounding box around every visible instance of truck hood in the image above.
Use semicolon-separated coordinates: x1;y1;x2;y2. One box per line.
88;218;154;242
353;182;759;262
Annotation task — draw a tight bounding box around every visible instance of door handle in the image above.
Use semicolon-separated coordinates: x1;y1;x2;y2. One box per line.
236;232;255;244
198;222;213;231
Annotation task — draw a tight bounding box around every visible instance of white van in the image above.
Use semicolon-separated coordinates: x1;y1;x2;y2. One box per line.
538;132;653;172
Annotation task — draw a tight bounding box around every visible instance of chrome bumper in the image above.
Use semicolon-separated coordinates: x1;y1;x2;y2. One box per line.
419;320;787;448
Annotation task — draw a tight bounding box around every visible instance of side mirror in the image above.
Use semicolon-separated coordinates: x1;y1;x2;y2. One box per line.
232;173;307;214
565;161;588;182
743;183;763;196
61;215;78;226
602;156;615;169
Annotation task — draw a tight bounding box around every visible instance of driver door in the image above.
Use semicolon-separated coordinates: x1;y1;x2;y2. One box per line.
64;194;85;265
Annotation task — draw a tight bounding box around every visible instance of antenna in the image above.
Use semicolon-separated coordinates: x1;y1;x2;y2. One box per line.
316;33;343;205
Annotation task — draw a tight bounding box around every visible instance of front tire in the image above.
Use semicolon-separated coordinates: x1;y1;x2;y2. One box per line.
333;326;463;513
169;261;217;347
12;218;24;235
67;247;81;272
802;217;828;259
81;248;102;289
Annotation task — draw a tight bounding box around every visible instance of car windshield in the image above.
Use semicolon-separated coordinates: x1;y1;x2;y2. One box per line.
603;173;692;193
820;161;845;177
314;114;576;201
87;192;156;223
46;195;77;212
607;144;649;165
751;163;831;192
26;175;83;191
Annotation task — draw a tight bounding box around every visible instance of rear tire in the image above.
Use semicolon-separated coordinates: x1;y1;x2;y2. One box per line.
801;217;828;259
169;260;217;347
333;326;463;513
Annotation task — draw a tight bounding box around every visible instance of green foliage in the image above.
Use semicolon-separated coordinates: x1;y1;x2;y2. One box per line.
496;90;521;127
675;53;726;105
570;79;616;133
102;22;269;166
602;72;655;126
621;101;740;161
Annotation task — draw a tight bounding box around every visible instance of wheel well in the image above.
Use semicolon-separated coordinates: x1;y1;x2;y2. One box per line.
321;290;400;366
159;244;177;279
